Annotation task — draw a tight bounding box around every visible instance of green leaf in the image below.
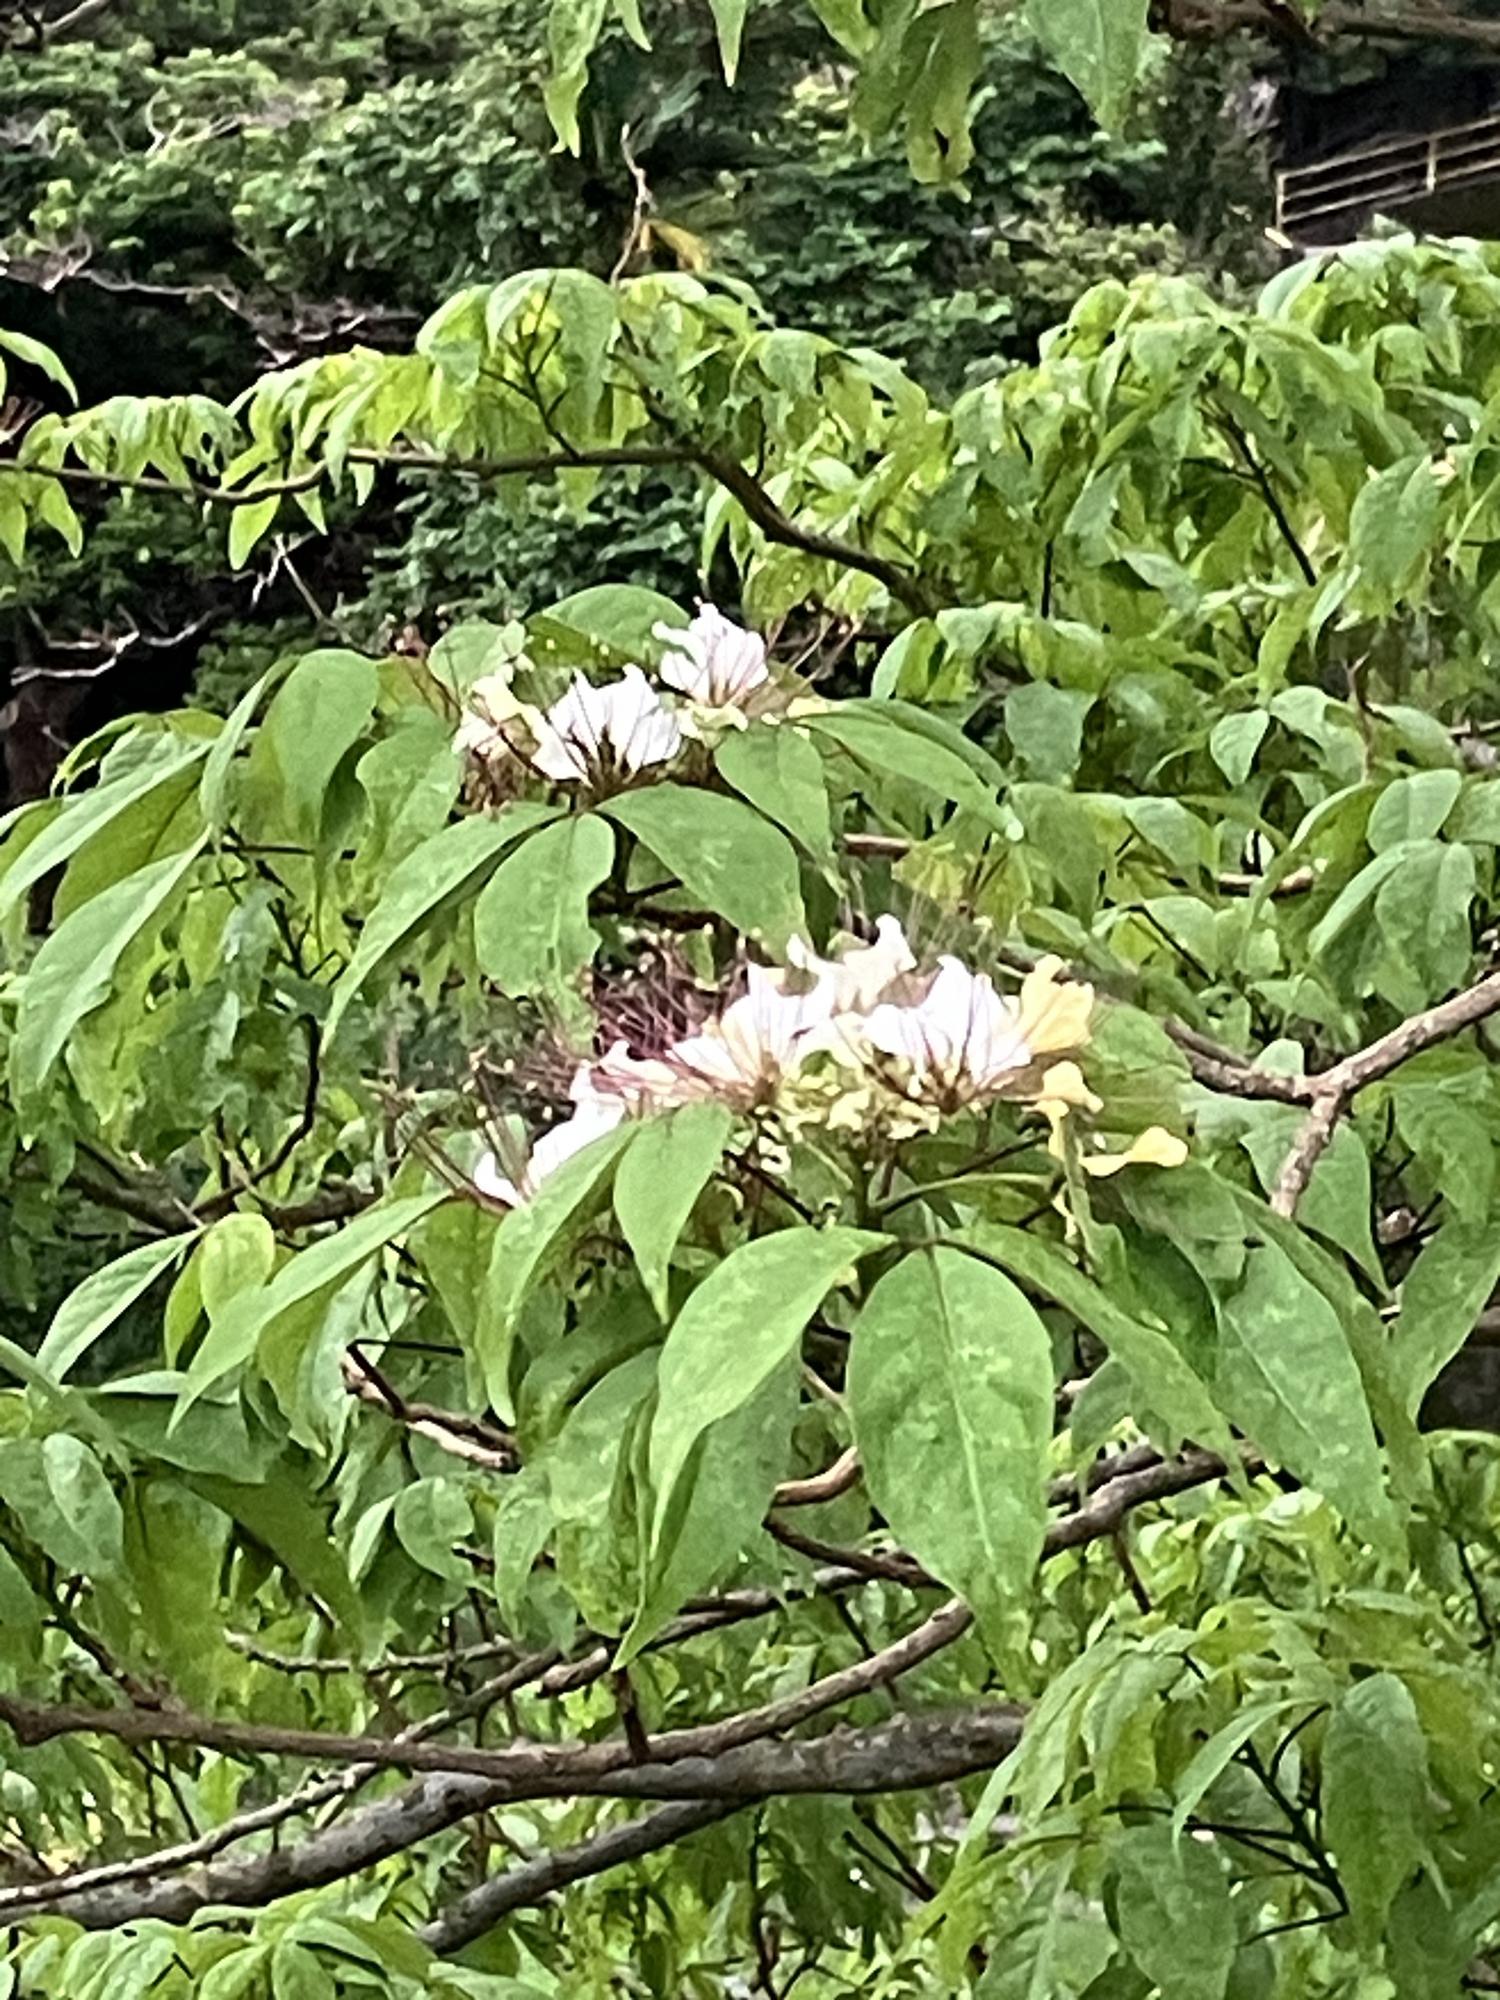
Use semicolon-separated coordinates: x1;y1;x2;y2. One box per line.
1374;837;1475;1005
179;1192;448;1411
602;783;806;950
227;494;280;569
0;735;208;931
803;703;1006;833
326;804;557;1038
544;0;609;150
11;837;208;1111
648;1227;885;1547
960;1225;1234;1463
37;1234;195;1384
1392;1215;1500;1417
198;661;291;835
1170;1699;1303;1841
614;1104;733;1319
708;0;749;78
1240;1111;1382;1284
714;726;834;864
1113;1822;1234;2000
393;1478;474;1580
1349;456;1442;605
849;1247;1053;1645
530;584;686;671
1209;709;1270;788
473;811;614;1002
620;1352;795;1663
1367;770;1462;853
1322;1673;1430;1949
1025;0;1150;129
0;327;77;397
477;1125;636;1420
189;1463;365;1638
245;650;379;846
43;1435;125;1578
1213;1243;1392;1546
198;1212;278;1322
1004;683;1093;783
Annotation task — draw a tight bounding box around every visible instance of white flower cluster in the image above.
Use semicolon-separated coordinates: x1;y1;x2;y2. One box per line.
473;920;1183;1209
455;605;770;789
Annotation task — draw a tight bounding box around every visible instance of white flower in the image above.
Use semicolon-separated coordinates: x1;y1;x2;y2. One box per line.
656;606;769;709
863;956;1032;1104
454;669;522;764
526;664;683;784
787;915;916;1014
593;963;834;1112
473;1067;625;1207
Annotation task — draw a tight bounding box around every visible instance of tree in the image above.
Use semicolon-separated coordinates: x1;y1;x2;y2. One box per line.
4;18;1500;2000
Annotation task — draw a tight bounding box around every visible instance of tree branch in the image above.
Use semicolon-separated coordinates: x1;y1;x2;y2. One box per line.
419;1800;740;1953
1271;969;1500;1215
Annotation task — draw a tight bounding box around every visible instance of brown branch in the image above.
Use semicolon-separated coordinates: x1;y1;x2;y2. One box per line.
0;1450;1244;1932
420;1800;739;1953
0;1706;1023;1930
1271;969;1500;1215
773;1447;861;1508
5;434;927;607
339;1352;520;1473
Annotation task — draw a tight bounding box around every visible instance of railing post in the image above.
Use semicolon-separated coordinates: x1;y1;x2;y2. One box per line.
1428;132;1439;193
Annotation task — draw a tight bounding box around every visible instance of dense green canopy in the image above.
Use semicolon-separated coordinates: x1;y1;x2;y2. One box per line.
4;8;1500;1999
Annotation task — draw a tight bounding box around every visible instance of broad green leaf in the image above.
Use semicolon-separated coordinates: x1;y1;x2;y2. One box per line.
393;1477;474;1580
1214;1243;1392;1546
326;804;557;1037
45;1434;125;1577
602;783;806;950
1367;770;1462;853
1349;455;1442;605
1392;1215;1500;1417
803;704;1006;833
477;1124;636;1420
1209;709;1269;788
648;1227;885;1546
1113;1822;1234;2000
1322;1673;1430;1949
473;810;614;1002
960;1225;1235;1464
849;1246;1053;1645
198;660;291;834
198;1213;278;1322
1004;683;1093;783
1170;1699;1302;1840
178;1191;448;1411
226;493;279;569
530;584;685;671
189;1463;365;1637
243;649;378;845
714;725;834;864
619;1353;796;1663
1025;0;1150;129
614;1104;734;1318
0;327;77;396
1374;836;1475;1006
0;1436;123;1576
11;836;208;1110
37;1234;195;1384
0;735;208;931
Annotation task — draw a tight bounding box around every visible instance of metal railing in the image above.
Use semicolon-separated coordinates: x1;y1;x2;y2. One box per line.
1275;107;1500;240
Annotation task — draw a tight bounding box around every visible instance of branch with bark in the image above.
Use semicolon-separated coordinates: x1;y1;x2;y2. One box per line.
0;1447;1235;1933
